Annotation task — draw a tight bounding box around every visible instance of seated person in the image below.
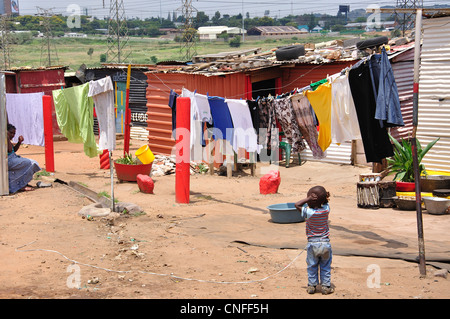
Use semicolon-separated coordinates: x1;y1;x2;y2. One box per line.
7;124;41;193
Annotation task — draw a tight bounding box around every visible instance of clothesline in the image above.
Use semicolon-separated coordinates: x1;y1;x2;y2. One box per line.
172;47;404;164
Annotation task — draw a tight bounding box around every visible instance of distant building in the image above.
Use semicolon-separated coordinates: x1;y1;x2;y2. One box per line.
311;26;323;33
0;0;19;15
197;26;245;40
297;25;309;33
64;32;87;38
344;21;396;31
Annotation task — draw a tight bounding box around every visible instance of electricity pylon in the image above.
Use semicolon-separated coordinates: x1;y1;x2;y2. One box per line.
106;0;131;63
37;7;59;67
395;0;423;36
178;0;197;61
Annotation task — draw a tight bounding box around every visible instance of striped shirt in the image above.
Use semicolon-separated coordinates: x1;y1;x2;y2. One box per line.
301;203;330;239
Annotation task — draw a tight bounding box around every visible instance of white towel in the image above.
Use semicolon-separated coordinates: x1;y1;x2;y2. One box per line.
225;98;260;153
6;92;45;147
88;76;116;151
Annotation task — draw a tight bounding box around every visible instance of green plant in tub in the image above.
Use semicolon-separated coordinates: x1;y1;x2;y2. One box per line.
387;134;440;182
115;153;138;165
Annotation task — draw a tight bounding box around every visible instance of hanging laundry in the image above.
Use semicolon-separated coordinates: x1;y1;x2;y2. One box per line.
53;82;98;158
374;48;404;128
181;88;212;161
305;82;332;152
246;99;260;133
207;96;234;143
88;76;116;151
6;92;45;147
310;78;328;91
194;92;212;124
257;97;277;150
329;73;361;144
272;96;306;153
225;98;260;153
168;89;178;139
348;59;393;163
291;92;325;159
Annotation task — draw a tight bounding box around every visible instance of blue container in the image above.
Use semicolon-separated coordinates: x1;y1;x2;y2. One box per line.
267;202;305;224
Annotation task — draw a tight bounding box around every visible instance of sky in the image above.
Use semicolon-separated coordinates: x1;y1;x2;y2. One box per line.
17;0;450;19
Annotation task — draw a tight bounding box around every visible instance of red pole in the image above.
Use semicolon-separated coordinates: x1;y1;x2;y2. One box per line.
42;95;54;172
175;97;190;204
124;65;131;156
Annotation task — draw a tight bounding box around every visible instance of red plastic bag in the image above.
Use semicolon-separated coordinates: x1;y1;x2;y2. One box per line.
137;174;155;194
259;170;281;194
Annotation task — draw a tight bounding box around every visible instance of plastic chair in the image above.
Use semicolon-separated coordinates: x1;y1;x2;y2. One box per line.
279;140;301;168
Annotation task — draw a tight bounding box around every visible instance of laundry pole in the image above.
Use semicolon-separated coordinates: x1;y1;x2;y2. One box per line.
123;65;131;156
42;95;54;172
411;9;426;277
0;74;8;195
175;97;190;204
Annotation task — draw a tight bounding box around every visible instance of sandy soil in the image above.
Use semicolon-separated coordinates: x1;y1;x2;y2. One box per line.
0;138;449;303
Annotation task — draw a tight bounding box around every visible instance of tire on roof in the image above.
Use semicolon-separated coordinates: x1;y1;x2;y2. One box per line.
356;36;389;50
275;45;305;61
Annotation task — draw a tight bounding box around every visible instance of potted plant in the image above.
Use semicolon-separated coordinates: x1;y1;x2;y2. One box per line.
387;134;440;191
114;153;153;182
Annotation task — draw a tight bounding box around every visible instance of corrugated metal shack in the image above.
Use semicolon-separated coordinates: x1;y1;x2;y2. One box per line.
144;39;417;166
417;15;450;172
5;66;67;135
83;64;149;140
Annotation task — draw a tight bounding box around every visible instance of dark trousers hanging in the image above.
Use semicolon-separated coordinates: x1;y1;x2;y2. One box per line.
348;61;393;163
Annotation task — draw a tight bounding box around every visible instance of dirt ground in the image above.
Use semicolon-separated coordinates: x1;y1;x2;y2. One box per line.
1;138;449;303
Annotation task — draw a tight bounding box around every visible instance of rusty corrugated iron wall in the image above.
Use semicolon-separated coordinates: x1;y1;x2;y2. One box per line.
280;61;354;92
145;71;248;155
14;68;66;135
390;47;415;141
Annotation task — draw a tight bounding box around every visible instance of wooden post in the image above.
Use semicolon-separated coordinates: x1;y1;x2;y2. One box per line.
0;74;8;195
412;9;426;277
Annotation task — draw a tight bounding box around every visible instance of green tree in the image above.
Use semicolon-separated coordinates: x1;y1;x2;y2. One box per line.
87;47;94;59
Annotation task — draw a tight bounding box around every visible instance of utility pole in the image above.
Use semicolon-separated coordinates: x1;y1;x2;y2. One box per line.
178;0;197;61
395;0;423;36
0;14;11;70
37;7;59;67
106;0;131;63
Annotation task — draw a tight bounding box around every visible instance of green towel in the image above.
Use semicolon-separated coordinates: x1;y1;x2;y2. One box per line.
310;78;328;91
53;83;99;158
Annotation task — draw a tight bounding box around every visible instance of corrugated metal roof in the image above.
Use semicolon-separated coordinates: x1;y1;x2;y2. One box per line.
6;65;68;72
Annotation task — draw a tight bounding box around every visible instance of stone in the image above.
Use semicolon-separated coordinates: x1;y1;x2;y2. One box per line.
78;203;111;218
434;269;448;279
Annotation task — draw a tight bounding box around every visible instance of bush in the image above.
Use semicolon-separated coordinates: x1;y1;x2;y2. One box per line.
100;53;107;62
229;36;241;48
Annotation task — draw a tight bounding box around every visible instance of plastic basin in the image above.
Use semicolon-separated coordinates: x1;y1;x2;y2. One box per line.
423;197;450;215
267;203;305;224
114;162;153;182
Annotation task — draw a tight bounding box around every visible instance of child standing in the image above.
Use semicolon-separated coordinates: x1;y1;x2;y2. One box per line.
295;185;334;295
